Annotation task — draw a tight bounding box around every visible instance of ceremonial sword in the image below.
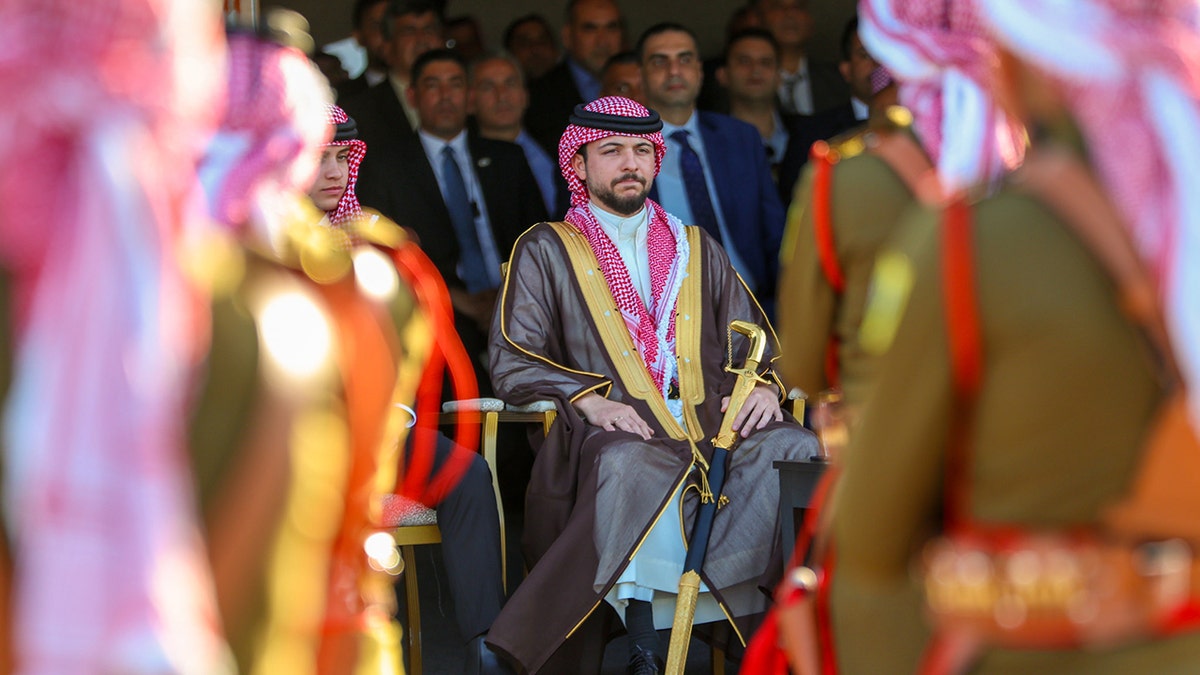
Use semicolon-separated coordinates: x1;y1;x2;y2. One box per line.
664;319;770;674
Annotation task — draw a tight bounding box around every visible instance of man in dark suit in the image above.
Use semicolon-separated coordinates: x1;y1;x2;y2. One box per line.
357;49;549;390
335;0;390;101
503;13;560;81
340;0;444;149
777;16;880;206
638;22;786;315
523;0;624;153
754;0;849;115
717;27;814;201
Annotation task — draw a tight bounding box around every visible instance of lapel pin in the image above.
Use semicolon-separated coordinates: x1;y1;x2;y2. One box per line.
477;157;492;168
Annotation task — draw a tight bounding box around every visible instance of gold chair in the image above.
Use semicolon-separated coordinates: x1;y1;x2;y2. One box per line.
391;397;556;675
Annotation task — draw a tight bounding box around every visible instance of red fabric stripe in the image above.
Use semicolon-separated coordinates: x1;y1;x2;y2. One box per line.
942;200;983;400
740;611;791;674
817;545;839;675
812;143;846;295
940;199;983;530
387;242;479;504
317;277;398;673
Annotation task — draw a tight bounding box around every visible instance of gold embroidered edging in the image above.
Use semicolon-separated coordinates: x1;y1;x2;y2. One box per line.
548;221;693;440
676;227;706;440
499;223;611;385
569;381;612;403
564;463;694;640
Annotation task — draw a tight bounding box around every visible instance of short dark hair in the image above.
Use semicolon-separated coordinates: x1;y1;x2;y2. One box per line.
564;0;590;23
352;0;388;30
503;13;553;50
446;15;480;33
839;15;859;62
382;0;443;41
468;50;527;87
410;47;466;83
753;0;810;9
724;27;779;64
603;50;639;73
635;22;700;63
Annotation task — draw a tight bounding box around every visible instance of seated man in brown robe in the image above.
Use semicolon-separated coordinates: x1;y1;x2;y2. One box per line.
486;95;818;674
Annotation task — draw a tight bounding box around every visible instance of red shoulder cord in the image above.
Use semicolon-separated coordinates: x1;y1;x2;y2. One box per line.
810;141;845;389
316;270;402;672
313;238;483;672
813;472;840;675
940;198;983;534
387;240;480;505
917;198;986;675
742;465;843;674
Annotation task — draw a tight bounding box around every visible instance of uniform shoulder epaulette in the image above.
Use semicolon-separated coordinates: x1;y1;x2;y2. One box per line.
351;211;407;249
274;208;355;284
812;125;868;165
868;105;915;136
180;228;246;299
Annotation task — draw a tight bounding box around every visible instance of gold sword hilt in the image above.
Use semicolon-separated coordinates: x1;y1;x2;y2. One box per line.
712;320;769;450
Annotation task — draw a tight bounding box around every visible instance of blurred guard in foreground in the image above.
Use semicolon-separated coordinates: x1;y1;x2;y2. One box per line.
824;1;1200;673
307;104;508;672
0;0;230;671
192;23;478;674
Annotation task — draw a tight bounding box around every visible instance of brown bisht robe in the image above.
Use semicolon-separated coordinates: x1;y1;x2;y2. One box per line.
487;221;818;673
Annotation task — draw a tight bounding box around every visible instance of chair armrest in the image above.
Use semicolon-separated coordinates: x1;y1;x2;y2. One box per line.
786;387;807;421
505;400;557;413
441;398;506;413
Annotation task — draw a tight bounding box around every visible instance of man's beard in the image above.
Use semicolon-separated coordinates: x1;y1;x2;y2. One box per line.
590;173;649;216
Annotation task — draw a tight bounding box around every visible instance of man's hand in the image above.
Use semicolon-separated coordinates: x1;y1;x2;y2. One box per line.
721;383;783;438
449;287;498;330
573;392;655;440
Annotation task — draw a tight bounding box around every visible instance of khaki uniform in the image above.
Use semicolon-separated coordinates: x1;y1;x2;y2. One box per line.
776;109;927;407
829;180;1200;673
188;217;420;674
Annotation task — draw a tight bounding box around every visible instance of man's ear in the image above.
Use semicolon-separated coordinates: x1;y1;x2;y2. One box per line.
406;82;418;106
570;151;587;182
838;61;851;85
715;65;729;88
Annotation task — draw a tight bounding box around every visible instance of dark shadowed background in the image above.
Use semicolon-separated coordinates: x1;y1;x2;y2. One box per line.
269;0;856;65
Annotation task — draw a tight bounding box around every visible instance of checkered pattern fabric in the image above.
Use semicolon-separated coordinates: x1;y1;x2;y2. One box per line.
859;0;1025;191
556;96;689;398
557;96;666;208
0;0;229;672
324;104;367;226
204;31;332;230
979;0;1200;433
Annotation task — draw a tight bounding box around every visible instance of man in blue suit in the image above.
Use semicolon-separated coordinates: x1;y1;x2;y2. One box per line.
639;22;786;315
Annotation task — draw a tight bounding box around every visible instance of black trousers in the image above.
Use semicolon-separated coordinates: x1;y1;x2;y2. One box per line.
406;431;506;642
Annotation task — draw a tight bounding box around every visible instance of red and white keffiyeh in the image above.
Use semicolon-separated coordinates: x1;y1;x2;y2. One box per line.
199;31;331;235
0;0;231;672
324;105;367;226
557;96;667;208
859;0;1026;192
979;0;1200;432
558;96;688;396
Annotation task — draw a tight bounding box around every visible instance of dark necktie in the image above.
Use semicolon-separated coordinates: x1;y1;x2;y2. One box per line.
670;130;722;244
440;145;491;292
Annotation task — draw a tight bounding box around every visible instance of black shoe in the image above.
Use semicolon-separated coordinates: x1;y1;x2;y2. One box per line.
626;644;664;675
465;634;516;675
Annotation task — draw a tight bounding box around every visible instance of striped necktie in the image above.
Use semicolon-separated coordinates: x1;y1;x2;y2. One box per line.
670;130;722;244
